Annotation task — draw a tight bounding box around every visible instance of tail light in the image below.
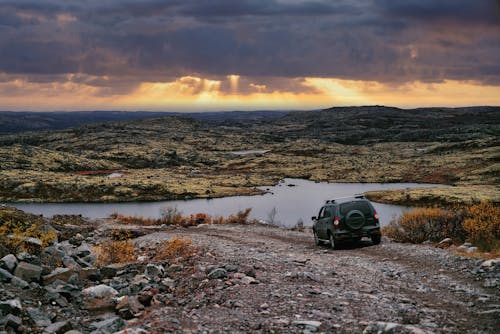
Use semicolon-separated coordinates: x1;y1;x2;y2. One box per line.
373;210;379;222
333;216;340;227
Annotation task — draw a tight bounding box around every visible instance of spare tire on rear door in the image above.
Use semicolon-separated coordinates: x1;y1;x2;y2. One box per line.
345;210;365;230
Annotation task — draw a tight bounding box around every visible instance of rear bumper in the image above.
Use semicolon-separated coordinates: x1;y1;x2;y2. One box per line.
333;226;381;241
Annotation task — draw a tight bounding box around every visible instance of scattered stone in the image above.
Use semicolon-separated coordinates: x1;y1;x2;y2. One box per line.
145;264;164;280
75;243;92;257
62;256;81;271
240;276;257;284
0;254;18;272
436;238;453;248
43;268;73;285
0;314;22;329
100;264;127;279
43;320;73;334
0;268;13;282
363;321;431;334
82;284;118;313
23;237;43;253
14;261;42;282
113;328;148;334
292;320;322;332
89;315;124;333
208;268;228;279
115;296;144;320
27;307;52;327
466;247;478;253
0;299;22;315
481;258;500;269
78;267;100;281
11;276;30;289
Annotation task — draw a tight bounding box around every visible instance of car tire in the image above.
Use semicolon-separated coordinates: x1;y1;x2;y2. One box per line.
371;235;381;245
313;230;321;246
329;233;336;250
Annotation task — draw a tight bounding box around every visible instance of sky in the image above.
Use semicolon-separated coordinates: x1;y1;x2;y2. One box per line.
0;0;499;111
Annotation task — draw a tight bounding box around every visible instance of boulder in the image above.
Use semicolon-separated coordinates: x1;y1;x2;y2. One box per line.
27;307;52;327
14;261;42;282
207;268;228;279
436;238;453;248
0;268;13;283
62;256;81;271
11;276;30;289
43;320;73;334
0;314;22;330
0;299;22;315
89;315;125;333
363;322;431;334
292;320;322;332
145;264;165;280
0;254;18;272
82;284;118;314
42;268;73;285
23;237;43;253
115;296;144;319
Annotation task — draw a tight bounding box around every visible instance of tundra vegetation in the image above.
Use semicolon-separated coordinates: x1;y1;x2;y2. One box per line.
0;106;498;206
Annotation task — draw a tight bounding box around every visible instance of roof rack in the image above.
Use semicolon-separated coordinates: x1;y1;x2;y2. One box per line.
325;194;365;203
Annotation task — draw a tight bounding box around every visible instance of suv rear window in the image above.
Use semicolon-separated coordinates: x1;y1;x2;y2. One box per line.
339;201;373;216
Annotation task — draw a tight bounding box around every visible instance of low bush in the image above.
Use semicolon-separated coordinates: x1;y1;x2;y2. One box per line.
114;208;254;227
382;201;499;252
382;207;465;244
462;201;500;252
95;228;136;266
154;236;198;262
0;220;58;254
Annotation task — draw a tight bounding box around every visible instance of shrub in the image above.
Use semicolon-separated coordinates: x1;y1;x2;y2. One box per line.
462;201;500;252
0;220;58;254
95;240;136;266
154;236;198;262
382;207;465;243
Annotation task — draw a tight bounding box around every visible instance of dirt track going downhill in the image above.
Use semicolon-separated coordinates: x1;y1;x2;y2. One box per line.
129;223;500;333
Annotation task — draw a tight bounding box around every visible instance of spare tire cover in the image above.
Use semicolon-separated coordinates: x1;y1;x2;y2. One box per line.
345;210;365;230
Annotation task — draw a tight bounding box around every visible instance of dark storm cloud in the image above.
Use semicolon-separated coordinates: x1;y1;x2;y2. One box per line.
0;0;499;90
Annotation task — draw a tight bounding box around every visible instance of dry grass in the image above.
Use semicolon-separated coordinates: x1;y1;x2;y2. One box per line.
94;228;137;266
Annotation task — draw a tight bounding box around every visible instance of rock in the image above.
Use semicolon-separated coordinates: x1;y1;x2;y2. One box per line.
0;299;22;315
292;320;322;332
159;277;176;292
225;264;239;272
43;320;73;334
0;268;13;282
115;296;144;319
0;314;22;329
113;328;148;334
11;276;30;289
466;247;478;253
62;256;81;271
27;307;52;327
0;254;18;272
363;322;431;334
23;237;43;253
208;268;228;279
82;284;118;313
42;268;73;285
436;238;453;248
241;276;257;284
100;263;127;279
481;259;500;269
64;331;83;334
145;264;165;280
75;243;91;257
89;315;124;333
14;261;43;282
78;267;100;281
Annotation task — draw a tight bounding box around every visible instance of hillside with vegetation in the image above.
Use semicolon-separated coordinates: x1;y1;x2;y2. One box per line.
0;106;498;204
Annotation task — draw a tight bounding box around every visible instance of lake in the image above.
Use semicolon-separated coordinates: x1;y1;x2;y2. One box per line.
10;179;444;227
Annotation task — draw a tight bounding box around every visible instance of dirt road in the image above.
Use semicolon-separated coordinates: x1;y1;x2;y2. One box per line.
130;223;500;333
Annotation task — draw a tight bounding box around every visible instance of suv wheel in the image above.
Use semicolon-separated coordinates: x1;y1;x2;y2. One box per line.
371;235;381;245
328;233;336;250
313;230;321;246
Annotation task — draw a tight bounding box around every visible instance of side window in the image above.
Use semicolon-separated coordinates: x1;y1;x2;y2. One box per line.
320;207;331;218
318;207;325;218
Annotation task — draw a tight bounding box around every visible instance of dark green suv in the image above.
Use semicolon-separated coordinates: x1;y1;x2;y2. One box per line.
312;196;381;249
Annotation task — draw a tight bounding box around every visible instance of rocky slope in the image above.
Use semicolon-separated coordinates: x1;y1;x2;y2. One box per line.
0;208;498;333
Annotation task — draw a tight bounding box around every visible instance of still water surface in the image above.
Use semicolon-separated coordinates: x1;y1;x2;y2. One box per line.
11;179;444;227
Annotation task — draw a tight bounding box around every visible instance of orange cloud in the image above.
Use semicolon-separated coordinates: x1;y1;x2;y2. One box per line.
0;74;498;111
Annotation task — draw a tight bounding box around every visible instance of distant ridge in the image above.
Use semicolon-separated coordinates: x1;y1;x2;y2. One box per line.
0;110;291;134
